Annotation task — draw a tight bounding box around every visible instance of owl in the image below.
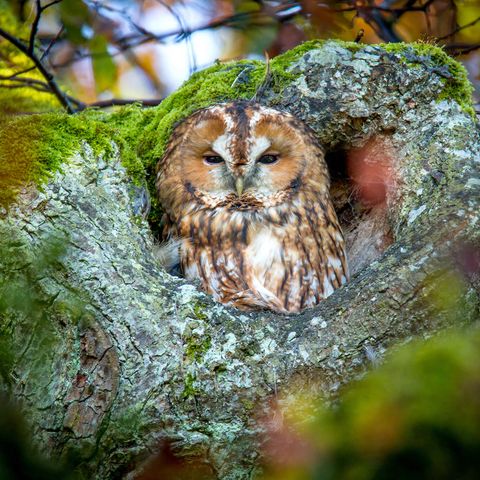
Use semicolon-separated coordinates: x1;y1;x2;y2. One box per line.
156;101;348;313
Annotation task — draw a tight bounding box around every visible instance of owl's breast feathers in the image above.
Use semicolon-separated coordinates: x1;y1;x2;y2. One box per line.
170;187;348;313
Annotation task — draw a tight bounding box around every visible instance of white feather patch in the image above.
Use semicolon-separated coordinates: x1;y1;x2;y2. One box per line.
247;229;281;272
327;255;342;270
153;239;181;272
323;276;334;297
249;136;271;162
212;133;234;163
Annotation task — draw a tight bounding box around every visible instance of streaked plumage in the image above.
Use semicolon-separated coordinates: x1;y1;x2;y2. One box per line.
156;101;348;313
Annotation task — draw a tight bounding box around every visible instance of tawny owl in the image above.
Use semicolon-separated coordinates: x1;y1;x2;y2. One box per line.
156;101;348;313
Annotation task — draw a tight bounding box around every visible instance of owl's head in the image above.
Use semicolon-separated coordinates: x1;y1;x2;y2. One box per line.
157;101;330;213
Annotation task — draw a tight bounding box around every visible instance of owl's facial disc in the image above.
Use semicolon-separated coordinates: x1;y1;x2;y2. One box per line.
175;102;324;207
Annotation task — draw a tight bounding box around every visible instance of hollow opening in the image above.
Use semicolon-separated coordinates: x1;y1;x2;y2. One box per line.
325;144;394;277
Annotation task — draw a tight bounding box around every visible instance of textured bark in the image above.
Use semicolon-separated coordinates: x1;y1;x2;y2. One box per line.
2;42;480;479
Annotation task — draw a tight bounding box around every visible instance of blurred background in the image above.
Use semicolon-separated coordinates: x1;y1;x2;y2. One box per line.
2;0;479;109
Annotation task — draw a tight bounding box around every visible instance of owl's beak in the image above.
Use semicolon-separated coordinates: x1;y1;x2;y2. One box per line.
235;177;244;196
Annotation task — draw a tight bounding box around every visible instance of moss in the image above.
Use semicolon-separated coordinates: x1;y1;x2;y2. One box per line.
0;106;151;209
185;336;212;363
193;302;208;321
381;42;475;118
182;372;198;399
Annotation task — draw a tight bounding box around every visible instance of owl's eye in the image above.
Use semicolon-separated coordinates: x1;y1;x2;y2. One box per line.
204;155;224;165
258;154;279;165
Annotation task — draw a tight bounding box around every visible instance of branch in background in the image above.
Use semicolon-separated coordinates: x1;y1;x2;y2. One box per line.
0;25;75;112
334;0;437;15
53;2;303;69
0;2;163;113
1;0;478;112
86;98;163;108
40;25;65;61
444;43;480;56
437;15;480;41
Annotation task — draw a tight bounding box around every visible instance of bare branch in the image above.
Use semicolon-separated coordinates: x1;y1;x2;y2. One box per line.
28;0;42;55
78;98;163;110
437;15;480;41
40;25;65;61
3;66;37;79
0;74;49;89
53;2;303;69
444;43;480;56
334;0;437;15
28;0;63;55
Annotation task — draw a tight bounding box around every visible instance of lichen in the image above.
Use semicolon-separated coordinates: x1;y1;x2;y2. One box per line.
381;42;475;118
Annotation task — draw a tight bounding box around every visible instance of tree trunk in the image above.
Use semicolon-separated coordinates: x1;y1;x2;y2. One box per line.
1;41;479;479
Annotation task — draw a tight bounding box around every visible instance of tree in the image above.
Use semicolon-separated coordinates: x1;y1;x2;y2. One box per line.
1;0;479;113
1;37;479;478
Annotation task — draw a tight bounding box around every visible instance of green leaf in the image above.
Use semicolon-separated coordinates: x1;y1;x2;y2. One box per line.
89;36;117;94
59;0;90;44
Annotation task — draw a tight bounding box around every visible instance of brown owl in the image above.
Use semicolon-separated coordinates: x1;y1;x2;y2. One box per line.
156;101;348;313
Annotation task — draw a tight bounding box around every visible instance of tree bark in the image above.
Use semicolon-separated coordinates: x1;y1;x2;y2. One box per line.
1;41;479;479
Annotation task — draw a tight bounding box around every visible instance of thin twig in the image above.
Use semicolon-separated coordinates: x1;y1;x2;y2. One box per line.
28;0;42;55
444;43;480;55
79;98;163;109
3;65;37;79
28;0;63;55
40;25;65;61
335;0;437;14
354;29;365;43
437;15;480;41
251;51;271;102
0;25;75;112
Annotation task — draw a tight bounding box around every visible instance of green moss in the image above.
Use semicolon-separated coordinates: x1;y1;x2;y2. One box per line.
193;302;208;321
0;106;151;209
182;372;198;399
382;42;475;118
185;335;211;362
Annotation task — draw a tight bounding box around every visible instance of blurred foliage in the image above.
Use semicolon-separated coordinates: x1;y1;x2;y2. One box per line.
261;268;480;480
0;395;76;480
0;0;478;111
